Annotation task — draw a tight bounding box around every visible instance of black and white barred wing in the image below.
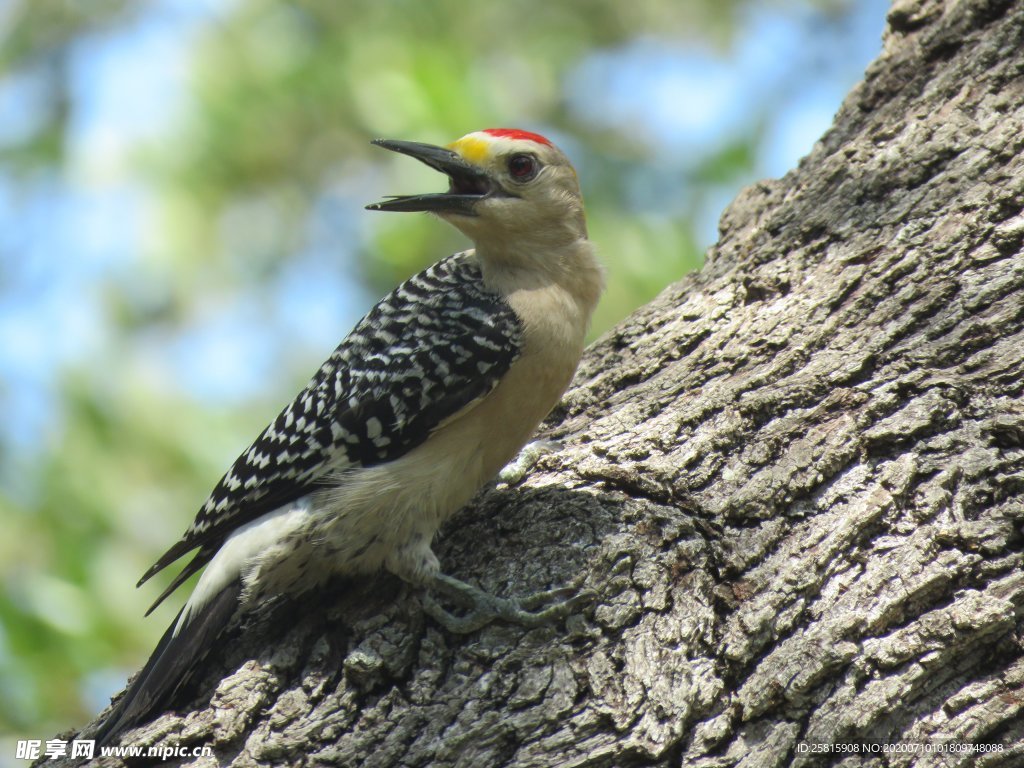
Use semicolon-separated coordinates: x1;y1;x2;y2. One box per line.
139;253;522;599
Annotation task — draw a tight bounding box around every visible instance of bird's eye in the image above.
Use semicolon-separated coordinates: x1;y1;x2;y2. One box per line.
507;154;539;182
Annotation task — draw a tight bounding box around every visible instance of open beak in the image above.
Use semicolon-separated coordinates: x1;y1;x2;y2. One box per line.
366;139;492;216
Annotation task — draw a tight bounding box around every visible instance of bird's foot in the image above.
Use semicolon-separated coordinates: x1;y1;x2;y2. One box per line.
497;439;562;486
422;572;594;634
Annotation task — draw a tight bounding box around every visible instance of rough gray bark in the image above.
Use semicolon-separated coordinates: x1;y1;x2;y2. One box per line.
72;0;1024;765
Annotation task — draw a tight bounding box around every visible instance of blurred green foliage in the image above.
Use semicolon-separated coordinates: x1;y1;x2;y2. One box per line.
0;0;868;740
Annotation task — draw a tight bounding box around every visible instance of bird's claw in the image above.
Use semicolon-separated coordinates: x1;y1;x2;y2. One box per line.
423;572;594;634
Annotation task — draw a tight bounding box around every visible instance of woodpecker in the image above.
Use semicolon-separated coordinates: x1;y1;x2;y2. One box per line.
93;128;604;744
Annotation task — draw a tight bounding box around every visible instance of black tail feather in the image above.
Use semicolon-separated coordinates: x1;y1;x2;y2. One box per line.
93;579;242;746
144;544;218;617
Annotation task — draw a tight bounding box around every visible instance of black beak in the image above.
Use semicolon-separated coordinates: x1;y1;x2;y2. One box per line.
366;139;492;216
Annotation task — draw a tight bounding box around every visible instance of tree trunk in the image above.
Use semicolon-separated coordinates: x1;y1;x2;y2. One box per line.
72;0;1024;765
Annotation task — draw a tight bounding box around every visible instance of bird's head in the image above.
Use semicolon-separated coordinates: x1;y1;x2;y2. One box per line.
367;129;588;252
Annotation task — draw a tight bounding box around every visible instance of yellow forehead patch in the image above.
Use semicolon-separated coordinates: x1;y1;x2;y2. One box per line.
448;134;492;165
